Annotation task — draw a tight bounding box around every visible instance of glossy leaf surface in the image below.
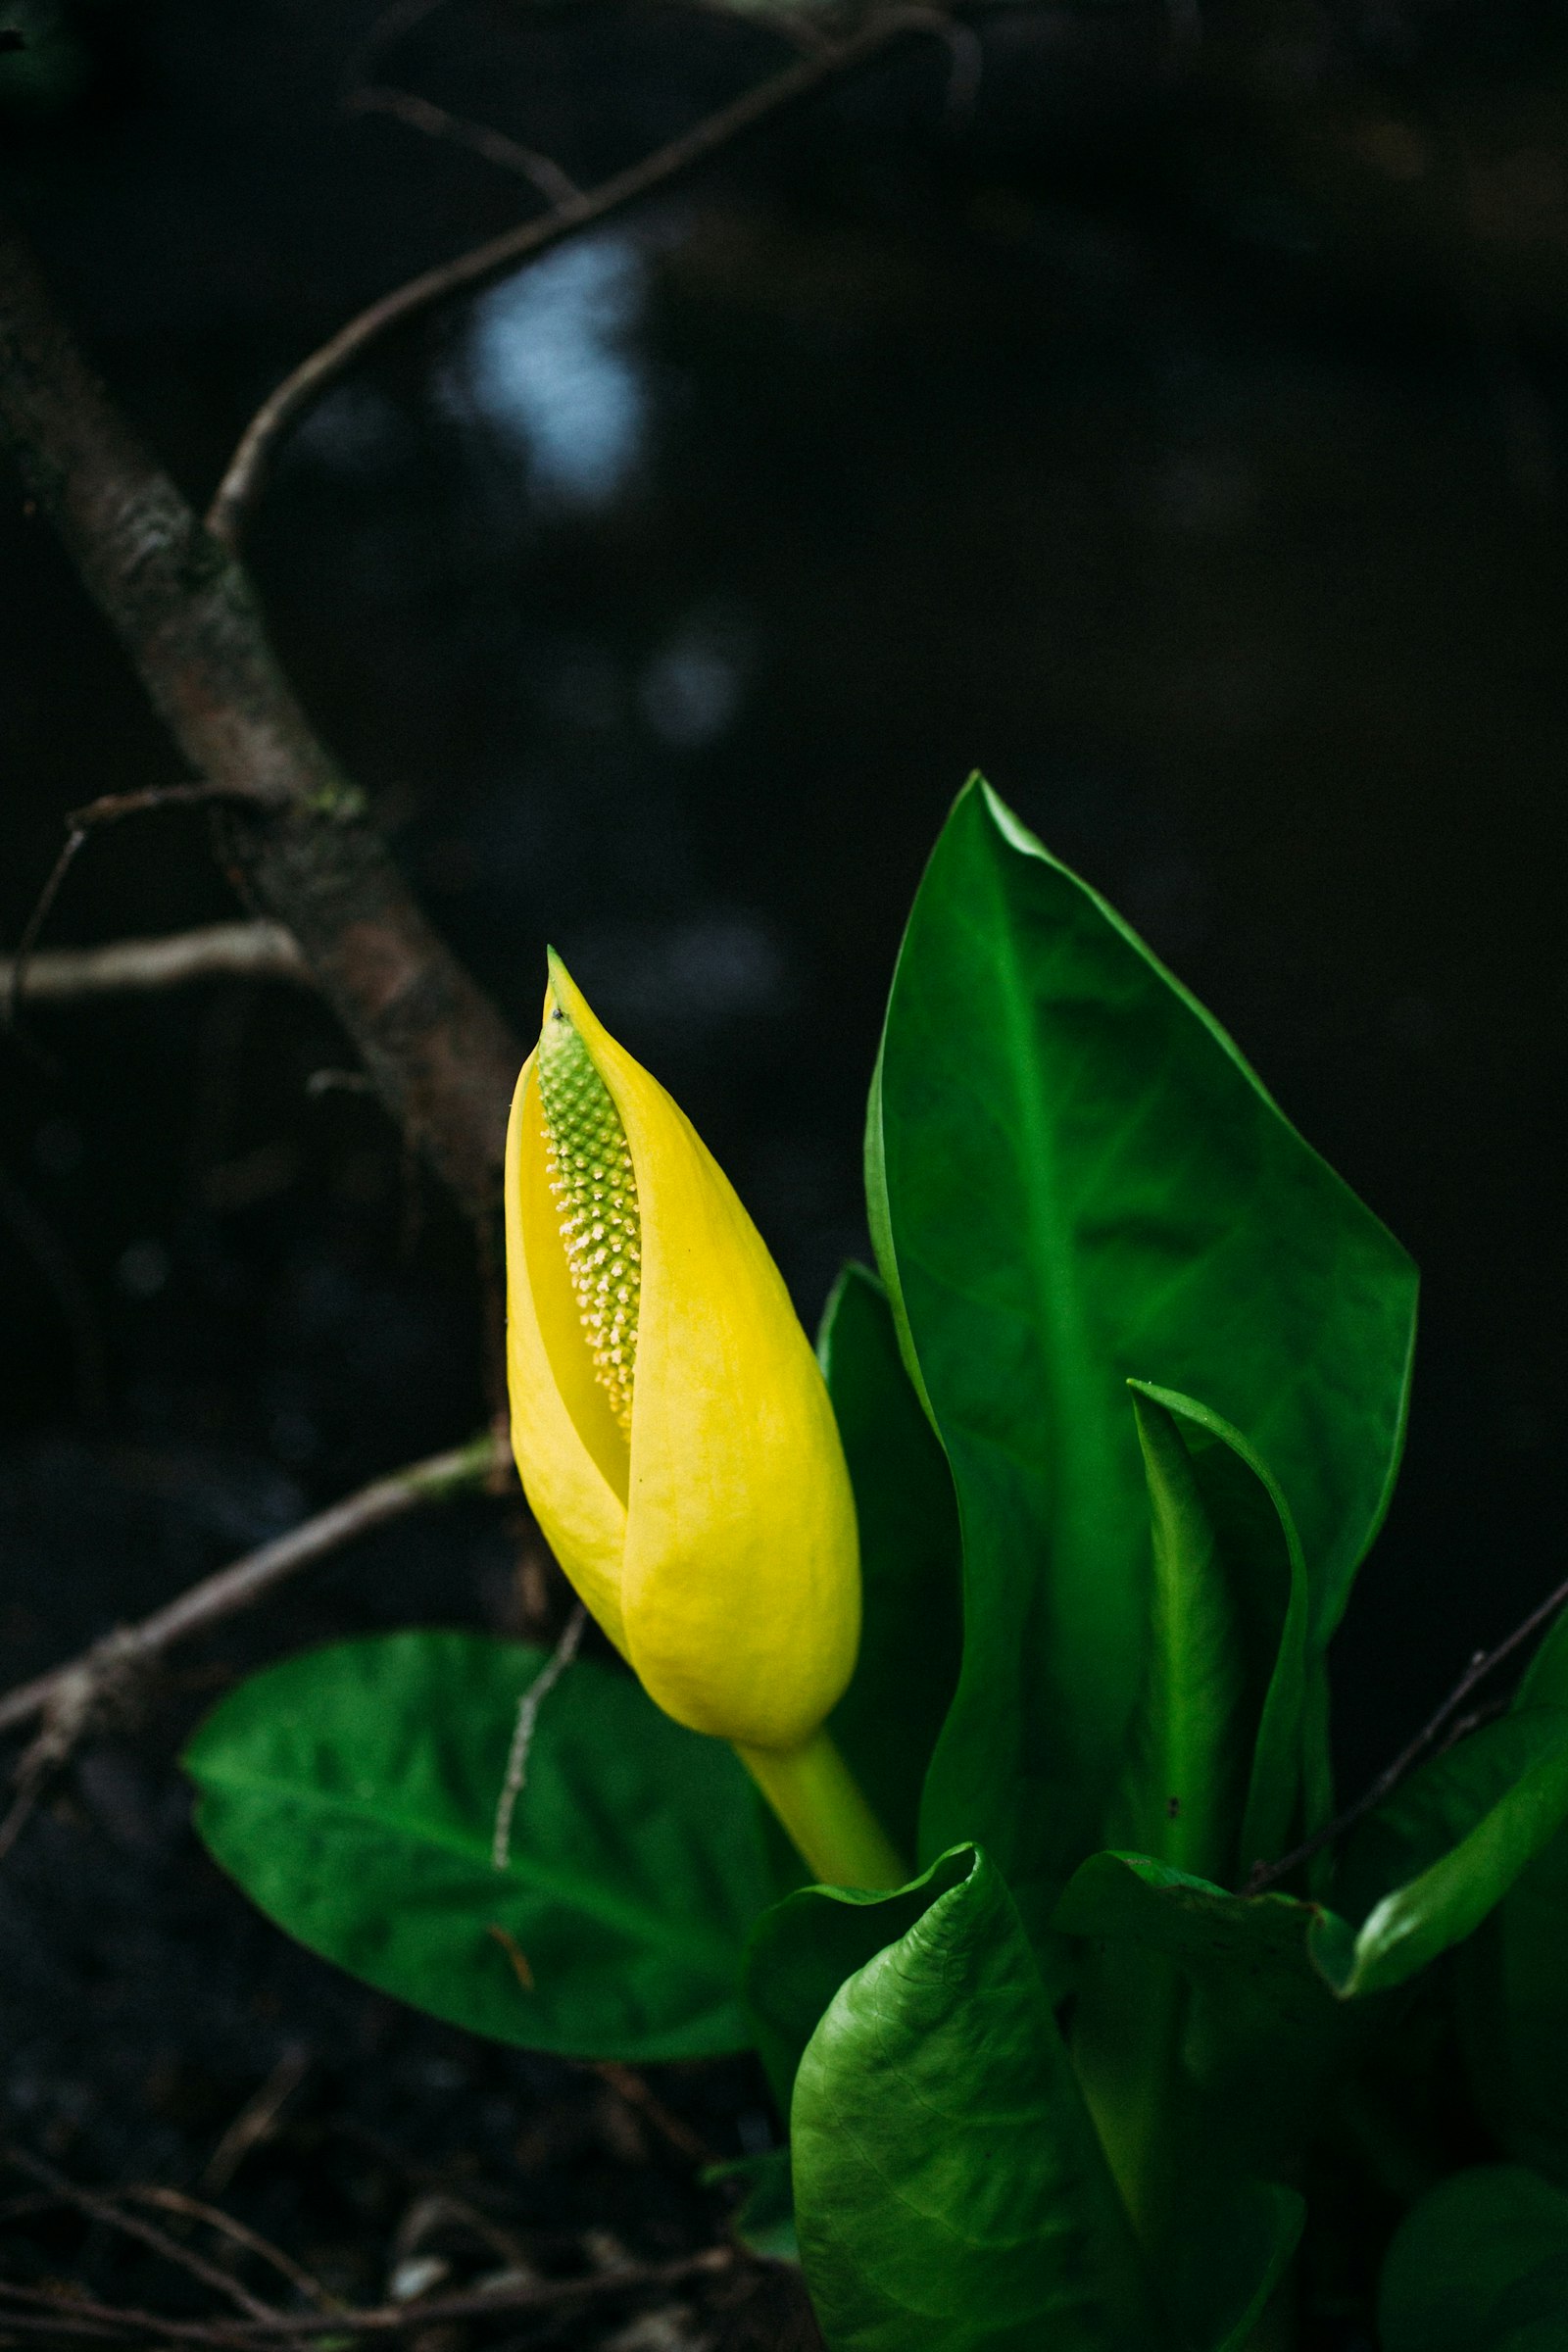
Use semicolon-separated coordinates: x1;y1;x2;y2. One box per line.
1120;1386;1248;1884
868;778;1416;1934
793;1847;1163;2352
819;1263;962;1864
1055;1850;1344;2177
186;1630;768;2061
1336;1710;1568;1928
744;1847;975;2109
1321;1709;1568;1999
1380;2166;1568;2352
1120;1385;1306;1883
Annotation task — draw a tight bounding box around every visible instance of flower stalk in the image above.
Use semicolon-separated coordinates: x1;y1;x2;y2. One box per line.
739;1729;908;1891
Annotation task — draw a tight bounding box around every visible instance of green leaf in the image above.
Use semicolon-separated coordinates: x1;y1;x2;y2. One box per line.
1119;1387;1248;1885
1055;1851;1346;2174
1170;2180;1303;2352
744;1847;976;2111
1082;1705;1568;2026
185;1630;769;2062
792;1847;1164;2352
1319;1710;1568;1999
1461;1609;1568;2180
1119;1385;1307;1884
1380;2166;1568;2352
1336;1711;1568;1929
1054;1853;1314;2344
819;1263;962;1866
867;777;1416;1937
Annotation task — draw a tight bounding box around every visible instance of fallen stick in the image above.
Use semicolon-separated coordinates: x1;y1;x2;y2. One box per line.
0;1428;513;1743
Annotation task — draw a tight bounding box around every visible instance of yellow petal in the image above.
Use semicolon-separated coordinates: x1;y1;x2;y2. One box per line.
547;958;860;1750
504;1048;629;1654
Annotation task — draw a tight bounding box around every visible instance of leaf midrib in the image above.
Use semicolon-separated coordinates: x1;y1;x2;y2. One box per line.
978;856;1131;1667
194;1761;745;1977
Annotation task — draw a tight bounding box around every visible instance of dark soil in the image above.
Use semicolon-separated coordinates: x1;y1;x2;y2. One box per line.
0;1447;816;2346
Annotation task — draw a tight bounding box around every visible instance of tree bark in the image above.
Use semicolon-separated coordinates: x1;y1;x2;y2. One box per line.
0;221;521;1221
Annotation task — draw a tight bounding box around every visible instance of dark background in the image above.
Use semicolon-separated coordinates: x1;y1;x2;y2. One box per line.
2;0;1567;2328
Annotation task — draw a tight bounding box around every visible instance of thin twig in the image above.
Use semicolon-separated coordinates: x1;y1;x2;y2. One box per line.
3;2151;281;2323
0;220;524;1224
1248;1566;1568;1893
128;2187;336;2314
0;1430;512;1742
4;787;254;1026
347;85;584;207
200;2051;313;2198
0;2280;243;2346
227;2244;734;2340
208;6;954;544
491;1603;585;1870
1;922;308;1006
341;0;456;90
594;2065;712;2168
0;2294;128;2342
388;2185;530;2272
0;2246;734;2344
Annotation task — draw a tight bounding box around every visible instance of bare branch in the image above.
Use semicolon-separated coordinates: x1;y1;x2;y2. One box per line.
209;7;954;546
4;785;253;1027
346;83;584;208
2;921;308;1005
0;234;338;816
200;2051;312;2197
128;2185;336;2315
594;2062;713;2167
4;2151;282;2326
0;2246;734;2345
343;0;457;90
0;220;524;1219
490;1601;585;1869
0;1428;512;1743
1247;1566;1568;1893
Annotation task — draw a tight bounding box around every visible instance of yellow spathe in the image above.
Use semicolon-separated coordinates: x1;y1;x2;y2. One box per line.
505;955;861;1753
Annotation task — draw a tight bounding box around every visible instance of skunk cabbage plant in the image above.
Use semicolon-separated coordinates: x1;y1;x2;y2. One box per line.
187;779;1568;2351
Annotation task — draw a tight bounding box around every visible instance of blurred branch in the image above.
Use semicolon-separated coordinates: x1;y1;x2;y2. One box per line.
0;236;330;817
1;921;310;1004
208;5;956;546
0;1428;513;1747
4;2151;283;2326
5;785;264;1030
128;2186;334;2313
0;220;523;1219
0;2245;734;2345
1247;1564;1568;1894
346;83;584;207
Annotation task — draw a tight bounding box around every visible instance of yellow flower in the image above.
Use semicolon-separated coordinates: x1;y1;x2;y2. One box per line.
504;954;861;1759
